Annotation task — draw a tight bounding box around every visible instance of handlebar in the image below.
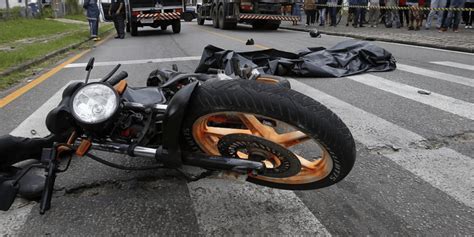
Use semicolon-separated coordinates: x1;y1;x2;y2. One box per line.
107;71;128;86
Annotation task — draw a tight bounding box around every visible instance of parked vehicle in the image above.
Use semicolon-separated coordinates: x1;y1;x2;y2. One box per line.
197;0;300;30
100;0;184;36
0;58;356;213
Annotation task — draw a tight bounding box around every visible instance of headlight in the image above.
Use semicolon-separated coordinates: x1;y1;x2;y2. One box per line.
71;83;119;124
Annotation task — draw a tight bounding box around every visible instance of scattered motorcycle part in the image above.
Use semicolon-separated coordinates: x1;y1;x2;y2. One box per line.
309;30;321;38
246;38;254;45
217;134;301;178
417;90;431;95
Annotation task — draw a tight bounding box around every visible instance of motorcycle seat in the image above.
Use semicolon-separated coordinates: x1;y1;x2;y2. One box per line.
122;86;167;106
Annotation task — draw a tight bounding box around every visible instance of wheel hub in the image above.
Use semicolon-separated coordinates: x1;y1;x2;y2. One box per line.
217;134;301;178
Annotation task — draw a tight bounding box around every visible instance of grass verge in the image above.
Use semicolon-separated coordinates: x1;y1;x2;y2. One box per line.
0;23;113;90
63;13;88;22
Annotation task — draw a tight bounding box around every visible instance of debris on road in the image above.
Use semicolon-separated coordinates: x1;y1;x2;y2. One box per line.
418;90;432;95
309;30;321;38
196;40;396;77
246;38;254;45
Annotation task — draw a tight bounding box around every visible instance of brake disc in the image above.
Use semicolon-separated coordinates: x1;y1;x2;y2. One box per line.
217;134;301;178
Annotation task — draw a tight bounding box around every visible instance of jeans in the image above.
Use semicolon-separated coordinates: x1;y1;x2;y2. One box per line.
88;17;99;37
443;10;462;29
319;8;326;25
425;0;447;28
329;7;337;25
463;2;474;26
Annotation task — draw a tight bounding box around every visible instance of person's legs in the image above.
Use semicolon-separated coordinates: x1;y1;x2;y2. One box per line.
88;18;98;38
452;10;461;31
359;7;366;26
425;0;439;29
330;7;337;26
319;8;326;25
353;7;360;27
305;10;311;25
117;15;125;37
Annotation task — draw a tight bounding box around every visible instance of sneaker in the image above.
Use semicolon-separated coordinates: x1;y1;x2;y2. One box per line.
93;37;101;41
465;25;469;29
438;28;447;32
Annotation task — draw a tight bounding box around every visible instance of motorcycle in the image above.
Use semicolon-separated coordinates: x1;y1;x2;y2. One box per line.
0;57;356;213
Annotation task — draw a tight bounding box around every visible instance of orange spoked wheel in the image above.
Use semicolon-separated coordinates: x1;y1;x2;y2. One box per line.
181;79;356;190
192;112;333;184
255;75;291;88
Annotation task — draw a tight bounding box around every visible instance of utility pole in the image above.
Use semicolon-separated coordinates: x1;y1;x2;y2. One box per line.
5;0;10;18
24;0;29;17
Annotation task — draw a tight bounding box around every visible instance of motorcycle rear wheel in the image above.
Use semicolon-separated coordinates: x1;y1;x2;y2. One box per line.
181;80;356;190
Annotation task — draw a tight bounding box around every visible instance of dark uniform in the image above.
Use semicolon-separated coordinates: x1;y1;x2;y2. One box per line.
110;0;126;38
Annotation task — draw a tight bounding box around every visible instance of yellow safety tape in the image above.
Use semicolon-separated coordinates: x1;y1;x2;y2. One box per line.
311;4;474;11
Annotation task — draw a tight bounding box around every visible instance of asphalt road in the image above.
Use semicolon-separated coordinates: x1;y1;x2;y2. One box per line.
1;22;473;236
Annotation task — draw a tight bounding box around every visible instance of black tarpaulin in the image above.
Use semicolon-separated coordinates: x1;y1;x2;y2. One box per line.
195;40;397;77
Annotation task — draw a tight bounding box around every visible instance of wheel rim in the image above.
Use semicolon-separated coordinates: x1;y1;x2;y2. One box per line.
255;77;281;85
191;112;333;184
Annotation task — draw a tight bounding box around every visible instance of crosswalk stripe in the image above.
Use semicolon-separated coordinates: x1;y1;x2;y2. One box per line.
187;178;331;236
290;79;474;208
397;64;474;88
64;56;202;68
430;61;474;71
348;74;474;120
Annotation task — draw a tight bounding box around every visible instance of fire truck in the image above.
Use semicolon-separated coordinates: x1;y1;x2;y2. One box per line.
196;0;299;30
101;0;184;36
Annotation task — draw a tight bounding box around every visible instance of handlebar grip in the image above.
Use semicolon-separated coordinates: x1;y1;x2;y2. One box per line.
107;71;128;86
207;68;219;74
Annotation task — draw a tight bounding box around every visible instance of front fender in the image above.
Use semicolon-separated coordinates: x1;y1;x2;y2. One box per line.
161;81;199;168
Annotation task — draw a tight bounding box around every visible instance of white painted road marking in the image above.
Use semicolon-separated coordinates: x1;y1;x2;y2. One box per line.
64;56;202;68
348;74;474;120
290;79;474;208
397;64;474;88
187;179;331;236
431;61;474;71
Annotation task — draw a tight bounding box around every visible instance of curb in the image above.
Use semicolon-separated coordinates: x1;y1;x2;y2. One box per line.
0;28;114;78
280;26;474;53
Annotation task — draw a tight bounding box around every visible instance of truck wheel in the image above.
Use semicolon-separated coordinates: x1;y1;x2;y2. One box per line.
126;22;130;33
131;22;138;36
212;8;219;28
172;21;181;33
183;12;194;22
218;5;236;29
266;23;280;30
161;25;168;31
197;14;205;25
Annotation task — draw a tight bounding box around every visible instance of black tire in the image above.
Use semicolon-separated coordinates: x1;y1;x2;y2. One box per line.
181;80;356;190
212;7;219;28
131;21;138;36
197;13;205;25
126;22;130;32
161;25;168;31
172;21;181;33
183;12;194;22
255;75;290;89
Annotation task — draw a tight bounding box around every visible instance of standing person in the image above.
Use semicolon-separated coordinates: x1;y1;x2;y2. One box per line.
328;0;338;26
317;0;328;26
109;0;126;39
463;0;473;28
304;0;317;26
425;0;447;28
407;0;421;30
441;0;466;31
292;0;303;25
439;0;451;31
346;0;357;26
385;0;401;27
83;0;100;41
399;0;410;27
368;0;381;26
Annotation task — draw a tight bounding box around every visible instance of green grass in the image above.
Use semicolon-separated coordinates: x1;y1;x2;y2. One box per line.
0;22;113;90
63;13;88;22
0;19;84;44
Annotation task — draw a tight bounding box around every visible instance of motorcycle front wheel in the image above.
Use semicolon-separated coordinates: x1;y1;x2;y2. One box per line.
181;80;356;190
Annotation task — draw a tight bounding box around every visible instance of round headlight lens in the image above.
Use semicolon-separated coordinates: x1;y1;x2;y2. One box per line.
71;83;119;124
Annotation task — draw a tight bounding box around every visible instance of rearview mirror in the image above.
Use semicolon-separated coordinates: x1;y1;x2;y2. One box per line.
85;57;95;72
0;180;19;211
